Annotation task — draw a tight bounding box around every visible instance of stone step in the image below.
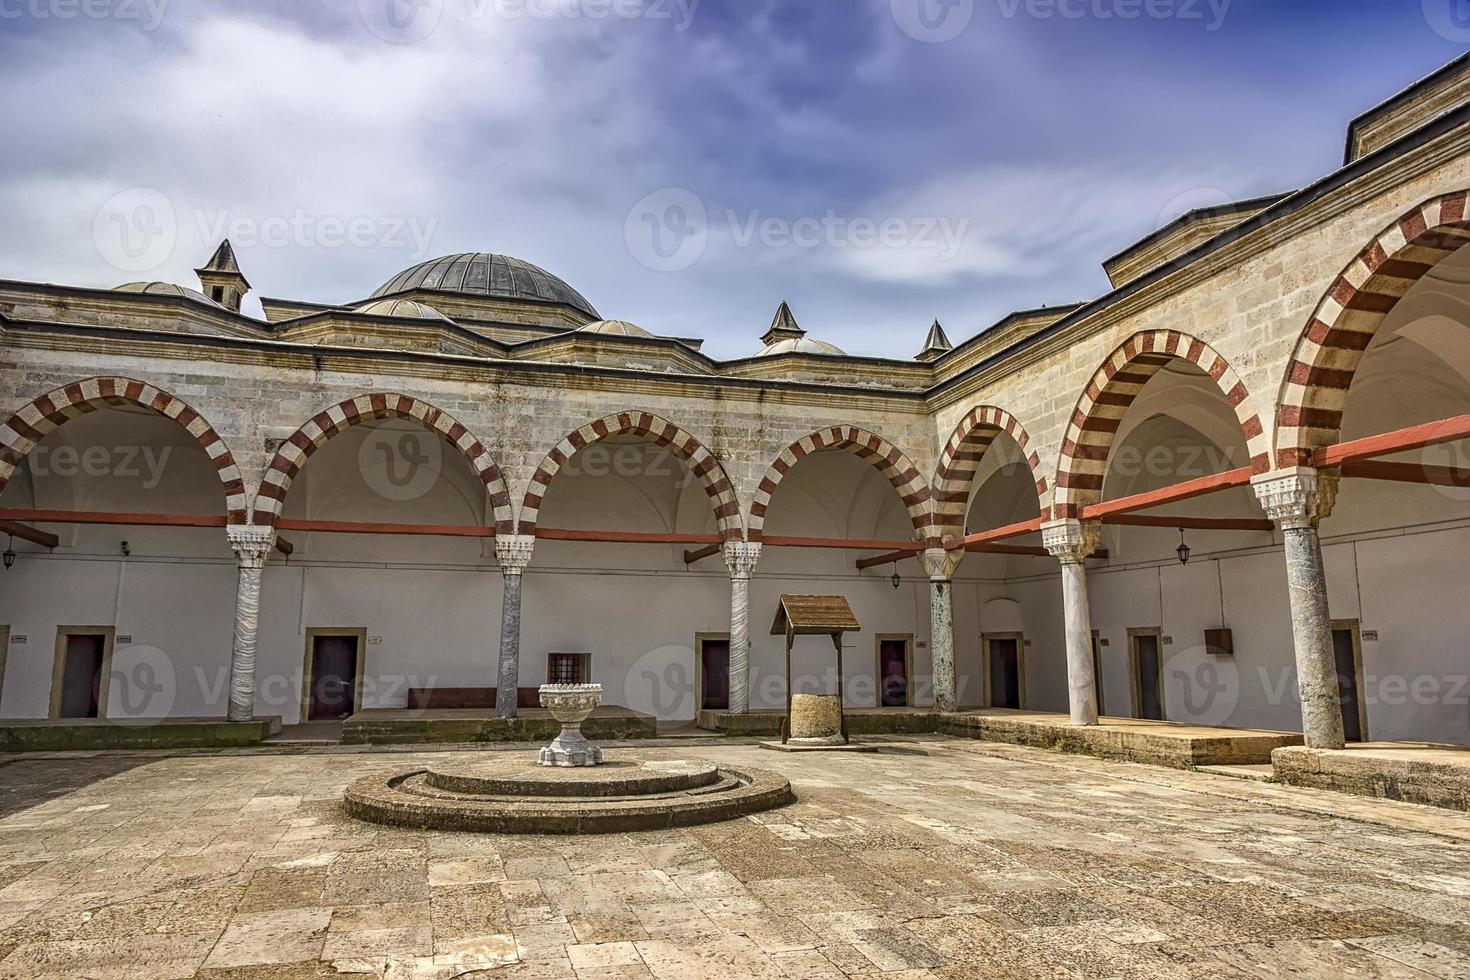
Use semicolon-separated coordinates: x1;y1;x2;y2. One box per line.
1197;763;1275;782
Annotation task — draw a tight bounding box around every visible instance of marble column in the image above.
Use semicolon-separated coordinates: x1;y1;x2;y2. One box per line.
1253;469;1343;750
495;535;536;720
226;525;275;723
723;541;762;714
1043;519;1102;727
922;548;965;712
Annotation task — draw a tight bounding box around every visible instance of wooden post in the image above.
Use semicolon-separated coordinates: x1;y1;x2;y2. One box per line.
782;626;794;744
832;632;848;745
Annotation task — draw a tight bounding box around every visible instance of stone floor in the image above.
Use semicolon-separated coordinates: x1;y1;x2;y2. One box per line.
2;737;1470;979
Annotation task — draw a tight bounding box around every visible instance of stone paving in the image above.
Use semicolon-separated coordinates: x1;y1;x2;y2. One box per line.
1;737;1470;978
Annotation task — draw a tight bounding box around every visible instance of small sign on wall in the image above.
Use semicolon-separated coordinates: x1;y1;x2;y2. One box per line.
117;635;133;644
1361;630;1379;643
368;637;384;646
1163;636;1175;646
10;636;24;644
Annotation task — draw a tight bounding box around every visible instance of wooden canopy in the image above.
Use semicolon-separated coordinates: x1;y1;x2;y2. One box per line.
771;595;861;636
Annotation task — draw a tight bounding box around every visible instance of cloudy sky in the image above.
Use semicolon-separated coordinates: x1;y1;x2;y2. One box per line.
0;0;1464;360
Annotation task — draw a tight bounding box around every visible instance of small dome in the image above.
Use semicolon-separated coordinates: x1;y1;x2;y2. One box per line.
577;319;653;338
114;281;225;309
371;252;599;319
352;299;451;322
756;337;847;357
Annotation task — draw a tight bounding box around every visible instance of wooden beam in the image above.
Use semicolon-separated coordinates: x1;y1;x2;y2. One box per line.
274;536;294;557
0;509;228;529
537;528;720;545
683;543;721;565
1079;466;1255;521
0;520;59;549
1102;515;1275;532
763;535;925;553
856;550;912;570
276;518;495;538
1341;459;1470;488
1315;412;1470;468
947;516;1045;550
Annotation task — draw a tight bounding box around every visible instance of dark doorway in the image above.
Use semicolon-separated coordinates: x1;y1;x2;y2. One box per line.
879;638;910;707
1091;632;1106;716
987;638;1021;709
1332;627;1365;742
58;633;105;719
308;634;359;721
700;638;730;711
1133;632;1164;720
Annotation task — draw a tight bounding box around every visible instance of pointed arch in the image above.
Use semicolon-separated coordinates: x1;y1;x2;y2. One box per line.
520;411;743;541
748;425;933;544
0;376;247;523
1276;189;1470;466
253;393;513;531
933;406;1050;536
1053;330;1270;518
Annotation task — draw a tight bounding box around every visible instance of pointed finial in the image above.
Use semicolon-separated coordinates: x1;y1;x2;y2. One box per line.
195;239;251;312
761;300;806;347
916;318;953;362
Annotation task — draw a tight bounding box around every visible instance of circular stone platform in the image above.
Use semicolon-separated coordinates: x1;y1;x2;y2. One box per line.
343;753;793;834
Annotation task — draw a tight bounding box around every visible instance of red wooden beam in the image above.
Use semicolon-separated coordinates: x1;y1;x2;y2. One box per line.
856;549;911;570
1080;466;1255;521
763;535;925;553
276;518;494;538
0;509;228;529
1103;515;1275;532
0;520;59;549
1315;412;1470;468
1340;459;1470;488
683;543;722;565
947;516;1045;550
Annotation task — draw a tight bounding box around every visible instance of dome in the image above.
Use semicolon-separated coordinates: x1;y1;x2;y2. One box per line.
371;252;599;319
577;319;653;338
352;299;451;322
756;336;847;357
114;281;225;309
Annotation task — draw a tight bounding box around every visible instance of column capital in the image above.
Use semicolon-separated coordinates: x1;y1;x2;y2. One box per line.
723;541;762;579
1252;468;1338;530
226;525;274;567
496;534;536;575
921;547;964;582
1042;519;1101;564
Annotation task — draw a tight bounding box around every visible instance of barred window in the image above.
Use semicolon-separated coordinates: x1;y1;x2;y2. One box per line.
547;653;588;685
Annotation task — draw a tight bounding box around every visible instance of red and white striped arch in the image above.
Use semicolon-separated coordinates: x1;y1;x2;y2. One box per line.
519;411;743;541
747;425;933;544
1053;330;1270;518
0;376;247;523
253;393;513;531
933;406;1049;536
1276;189;1470;467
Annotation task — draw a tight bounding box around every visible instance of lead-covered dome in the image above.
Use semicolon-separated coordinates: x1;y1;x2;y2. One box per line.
577;319;653;338
371;252;599;319
352;298;451;321
115;281;225;309
756;336;847;357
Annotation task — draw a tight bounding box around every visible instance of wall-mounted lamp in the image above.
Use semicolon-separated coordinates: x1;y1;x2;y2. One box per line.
2;535;14;570
121;540;131;558
1176;529;1191;566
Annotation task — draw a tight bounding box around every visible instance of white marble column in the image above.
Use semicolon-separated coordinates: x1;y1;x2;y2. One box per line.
1253;469;1344;750
495;535;536;720
722;541;762;715
922;548;965;712
1043;519;1101;726
226;525;275;723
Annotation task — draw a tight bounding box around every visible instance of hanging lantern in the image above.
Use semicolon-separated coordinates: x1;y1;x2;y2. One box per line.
2;535;14;570
1176;528;1191;566
891;563;902;590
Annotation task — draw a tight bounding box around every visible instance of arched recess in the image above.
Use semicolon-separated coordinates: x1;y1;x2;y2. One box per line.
1053;330;1271;517
933;406;1050;537
520;411;743;540
0;376;247;522
748;425;933;543
1276;189;1470;466
253;393;513;531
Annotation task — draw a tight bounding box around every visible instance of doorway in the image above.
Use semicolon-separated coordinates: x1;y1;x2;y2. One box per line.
1091;631;1106;716
50;627;115;719
0;626;9;713
1331;620;1368;742
876;635;913;708
983;633;1024;709
302;629;364;722
1129;629;1165;721
696;634;730;712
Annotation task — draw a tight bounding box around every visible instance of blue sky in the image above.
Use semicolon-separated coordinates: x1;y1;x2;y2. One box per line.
0;0;1465;360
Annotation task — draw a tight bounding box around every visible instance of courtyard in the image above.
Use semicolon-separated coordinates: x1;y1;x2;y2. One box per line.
1;738;1468;979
